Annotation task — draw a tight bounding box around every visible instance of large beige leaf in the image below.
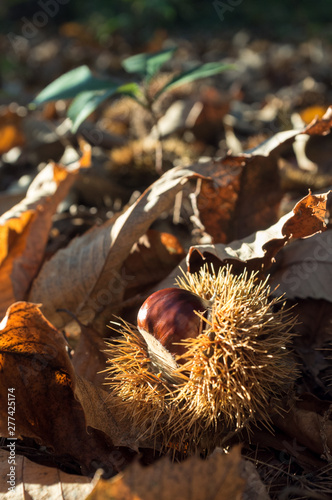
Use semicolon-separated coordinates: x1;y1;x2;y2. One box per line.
28;163;208;328
0;449;93;500
0;146;91;319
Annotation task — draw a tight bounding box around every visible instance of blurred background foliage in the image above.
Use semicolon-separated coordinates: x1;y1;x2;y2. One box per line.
1;0;332;42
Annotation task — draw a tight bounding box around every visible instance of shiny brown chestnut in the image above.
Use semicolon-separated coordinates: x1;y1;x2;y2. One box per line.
137;288;210;357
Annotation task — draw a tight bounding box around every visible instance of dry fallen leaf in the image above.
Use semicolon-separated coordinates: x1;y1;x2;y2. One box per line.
74;376;141;451
87;446;244;500
0;146;91;320
273;394;332;459
197;107;332;244
197;144;285;245
0;449;93;500
123;229;185;295
28;163;208;328
0;210;36;311
196;157;243;243
290;299;332;348
0;302;131;475
282;191;329;238
270;230;332;301
190;190;330;272
156;190;331;289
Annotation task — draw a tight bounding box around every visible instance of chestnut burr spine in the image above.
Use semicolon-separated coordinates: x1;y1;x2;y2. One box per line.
105;265;298;456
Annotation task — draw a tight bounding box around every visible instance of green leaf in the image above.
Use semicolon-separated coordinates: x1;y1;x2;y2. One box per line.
155;62;234;98
33;65;119;104
122;47;176;82
67;82;142;132
116;82;142;99
68;88;117;132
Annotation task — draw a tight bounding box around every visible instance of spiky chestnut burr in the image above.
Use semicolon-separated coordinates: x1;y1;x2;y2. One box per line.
105;266;298;455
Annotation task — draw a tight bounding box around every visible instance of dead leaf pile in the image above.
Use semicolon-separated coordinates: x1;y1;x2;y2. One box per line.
1;45;332;499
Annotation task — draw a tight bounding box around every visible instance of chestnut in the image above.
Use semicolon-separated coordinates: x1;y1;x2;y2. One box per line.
137;288;210;356
106;266;299;457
